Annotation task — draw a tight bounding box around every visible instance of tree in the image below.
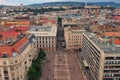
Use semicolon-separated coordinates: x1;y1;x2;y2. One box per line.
27;67;37;80
38;51;46;60
27;50;46;80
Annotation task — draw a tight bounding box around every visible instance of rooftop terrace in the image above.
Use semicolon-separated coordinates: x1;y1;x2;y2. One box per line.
28;25;57;37
84;32;120;54
29;26;52;32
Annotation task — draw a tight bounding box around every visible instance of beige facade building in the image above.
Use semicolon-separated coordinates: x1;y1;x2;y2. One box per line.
0;34;38;80
33;14;57;25
62;18;78;28
28;24;57;53
64;26;85;50
82;32;120;80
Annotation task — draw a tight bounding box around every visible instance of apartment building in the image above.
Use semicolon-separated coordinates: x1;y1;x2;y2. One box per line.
82;32;120;80
64;26;85;51
0;34;38;80
62;18;78;28
33;14;57;25
28;24;57;53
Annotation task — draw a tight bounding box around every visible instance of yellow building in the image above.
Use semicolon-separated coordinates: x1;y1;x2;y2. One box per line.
0;34;38;80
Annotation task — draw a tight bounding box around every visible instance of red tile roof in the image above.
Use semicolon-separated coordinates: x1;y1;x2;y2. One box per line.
104;32;120;36
40;20;56;24
114;16;120;19
13;37;27;52
10;26;29;32
5;21;30;26
0;31;19;37
114;38;120;45
0;37;27;57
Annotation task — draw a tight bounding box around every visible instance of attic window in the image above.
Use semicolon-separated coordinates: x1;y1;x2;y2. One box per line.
2;52;7;58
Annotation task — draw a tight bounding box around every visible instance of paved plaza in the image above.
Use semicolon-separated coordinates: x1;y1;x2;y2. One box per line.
54;54;71;80
41;52;87;80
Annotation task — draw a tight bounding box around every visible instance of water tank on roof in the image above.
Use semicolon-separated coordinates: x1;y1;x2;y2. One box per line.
12;52;18;57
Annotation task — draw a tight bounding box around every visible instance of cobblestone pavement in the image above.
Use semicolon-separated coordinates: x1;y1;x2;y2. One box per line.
40;52;87;80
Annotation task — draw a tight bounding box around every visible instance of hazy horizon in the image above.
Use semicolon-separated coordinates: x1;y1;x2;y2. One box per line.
0;0;120;6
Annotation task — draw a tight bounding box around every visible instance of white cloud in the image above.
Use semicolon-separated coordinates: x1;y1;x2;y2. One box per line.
0;0;119;5
0;0;7;5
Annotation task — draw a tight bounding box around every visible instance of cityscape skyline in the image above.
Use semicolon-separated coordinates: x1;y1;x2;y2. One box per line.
0;0;120;5
0;0;120;80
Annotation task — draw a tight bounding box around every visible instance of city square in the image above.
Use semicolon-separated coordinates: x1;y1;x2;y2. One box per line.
41;52;87;80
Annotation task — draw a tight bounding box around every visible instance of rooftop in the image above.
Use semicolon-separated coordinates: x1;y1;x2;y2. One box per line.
0;26;28;41
28;25;57;36
84;32;120;54
0;34;35;58
64;26;86;34
10;26;29;32
0;31;19;37
114;38;120;45
104;32;120;36
0;35;27;58
114;16;120;19
4;21;30;26
40;20;56;24
29;26;52;32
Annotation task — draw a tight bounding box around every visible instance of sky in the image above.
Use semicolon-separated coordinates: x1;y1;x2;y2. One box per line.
0;0;119;5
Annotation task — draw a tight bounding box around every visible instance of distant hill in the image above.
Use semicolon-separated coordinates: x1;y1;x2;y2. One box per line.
29;2;84;7
0;5;3;8
29;1;120;7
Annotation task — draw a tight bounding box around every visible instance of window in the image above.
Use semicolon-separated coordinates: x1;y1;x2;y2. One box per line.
3;61;6;65
12;78;15;80
29;55;31;57
24;61;27;64
17;77;19;80
2;52;7;58
29;59;31;61
105;57;114;60
16;66;18;69
9;60;13;64
10;66;14;71
15;60;18;63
